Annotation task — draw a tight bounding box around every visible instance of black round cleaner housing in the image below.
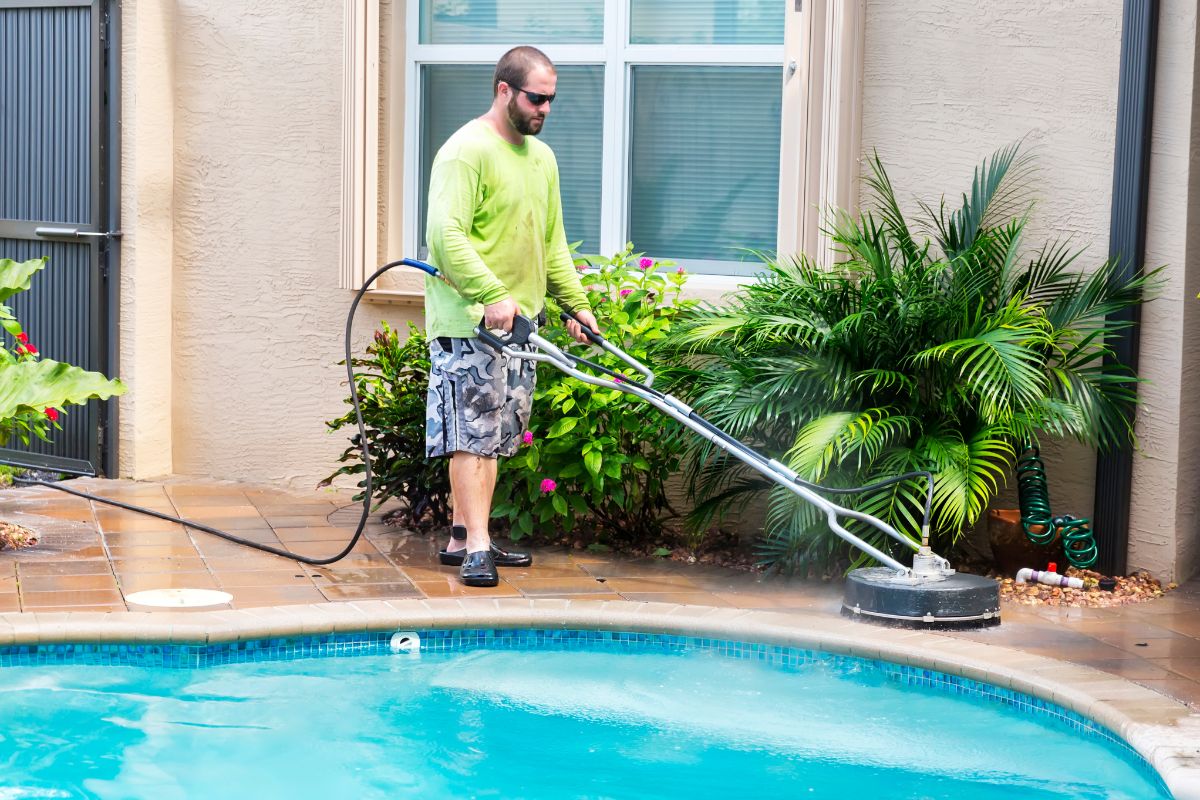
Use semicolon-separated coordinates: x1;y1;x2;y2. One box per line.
842;552;1000;630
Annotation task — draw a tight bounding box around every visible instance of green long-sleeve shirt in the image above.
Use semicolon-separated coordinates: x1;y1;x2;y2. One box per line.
424;119;591;338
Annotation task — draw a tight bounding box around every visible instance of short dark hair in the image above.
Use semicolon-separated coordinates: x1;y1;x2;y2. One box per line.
493;46;555;96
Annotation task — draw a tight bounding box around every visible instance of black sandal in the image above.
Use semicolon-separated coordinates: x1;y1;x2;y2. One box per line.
460;550;499;587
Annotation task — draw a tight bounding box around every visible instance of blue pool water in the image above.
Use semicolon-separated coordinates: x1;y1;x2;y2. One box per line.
0;635;1170;799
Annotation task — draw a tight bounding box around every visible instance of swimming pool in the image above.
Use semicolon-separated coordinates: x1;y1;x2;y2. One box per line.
0;629;1174;799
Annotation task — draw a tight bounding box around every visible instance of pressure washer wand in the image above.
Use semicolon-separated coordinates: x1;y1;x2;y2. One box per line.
474;306;943;579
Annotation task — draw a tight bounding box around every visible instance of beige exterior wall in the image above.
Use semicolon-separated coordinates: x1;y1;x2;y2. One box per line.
1131;0;1200;582
114;0;1198;578
121;2;421;488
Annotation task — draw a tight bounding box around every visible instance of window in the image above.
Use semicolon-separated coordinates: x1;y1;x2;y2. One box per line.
404;0;786;275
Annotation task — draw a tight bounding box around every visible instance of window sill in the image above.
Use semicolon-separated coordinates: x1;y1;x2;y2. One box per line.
359;287;425;306
677;272;757;306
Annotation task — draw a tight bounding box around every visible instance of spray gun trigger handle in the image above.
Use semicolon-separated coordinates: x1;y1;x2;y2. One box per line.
475;314;535;353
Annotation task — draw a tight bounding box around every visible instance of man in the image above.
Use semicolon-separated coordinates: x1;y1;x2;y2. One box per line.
424;46;600;587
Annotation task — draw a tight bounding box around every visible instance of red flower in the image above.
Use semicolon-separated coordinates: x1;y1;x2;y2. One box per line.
16;332;29;344
44;408;59;422
25;343;37;355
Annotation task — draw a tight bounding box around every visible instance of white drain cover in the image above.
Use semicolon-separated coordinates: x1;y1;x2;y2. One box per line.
125;588;233;608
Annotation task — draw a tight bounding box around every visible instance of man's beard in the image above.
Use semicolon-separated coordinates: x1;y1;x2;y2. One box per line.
507;96;545;136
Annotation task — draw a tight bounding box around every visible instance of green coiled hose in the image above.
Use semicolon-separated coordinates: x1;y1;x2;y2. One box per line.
1015;445;1098;569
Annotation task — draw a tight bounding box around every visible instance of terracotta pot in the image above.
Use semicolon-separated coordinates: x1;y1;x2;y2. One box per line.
988;508;1063;577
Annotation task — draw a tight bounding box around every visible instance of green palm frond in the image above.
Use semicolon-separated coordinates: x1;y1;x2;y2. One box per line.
921;427;1013;534
922;143;1034;258
786;411;859;480
913;299;1051;420
861;151;924;266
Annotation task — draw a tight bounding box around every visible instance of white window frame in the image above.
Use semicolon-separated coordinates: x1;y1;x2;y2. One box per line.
339;0;865;294
402;0;785;275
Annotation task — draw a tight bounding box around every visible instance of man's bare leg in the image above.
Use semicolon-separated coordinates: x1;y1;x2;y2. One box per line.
447;451;496;554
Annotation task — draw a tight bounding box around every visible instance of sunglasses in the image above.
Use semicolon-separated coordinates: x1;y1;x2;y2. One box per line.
508;84;556;106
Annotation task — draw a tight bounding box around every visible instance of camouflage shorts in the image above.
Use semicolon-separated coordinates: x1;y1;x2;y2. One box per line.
425;335;537;459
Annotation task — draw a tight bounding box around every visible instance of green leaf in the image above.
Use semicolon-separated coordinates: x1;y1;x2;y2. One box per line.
584;449;603;478
547;417;579;438
0;258;48;303
551;493;568;515
0;359;126;423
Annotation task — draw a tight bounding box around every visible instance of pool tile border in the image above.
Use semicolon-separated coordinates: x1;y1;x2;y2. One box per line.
0;599;1197;798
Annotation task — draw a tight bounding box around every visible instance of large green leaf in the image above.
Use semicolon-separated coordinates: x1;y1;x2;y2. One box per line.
0;359;127;422
0;258;48;303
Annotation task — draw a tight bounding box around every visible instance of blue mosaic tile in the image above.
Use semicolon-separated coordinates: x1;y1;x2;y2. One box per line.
0;627;1168;793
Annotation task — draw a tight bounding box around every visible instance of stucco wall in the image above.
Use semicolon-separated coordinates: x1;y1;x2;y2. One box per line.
860;0;1127;556
168;2;420;489
1132;0;1200;582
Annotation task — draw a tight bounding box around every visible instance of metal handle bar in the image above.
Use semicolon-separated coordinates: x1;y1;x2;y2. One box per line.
559;308;655;387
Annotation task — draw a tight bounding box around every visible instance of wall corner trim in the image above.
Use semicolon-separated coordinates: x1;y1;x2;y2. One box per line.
340;0;380;290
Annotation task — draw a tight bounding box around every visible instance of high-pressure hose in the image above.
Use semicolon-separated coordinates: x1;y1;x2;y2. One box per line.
1015;444;1098;569
15;257;938;570
15;258;438;566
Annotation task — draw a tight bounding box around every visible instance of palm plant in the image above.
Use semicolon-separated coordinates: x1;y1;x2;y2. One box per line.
657;144;1156;572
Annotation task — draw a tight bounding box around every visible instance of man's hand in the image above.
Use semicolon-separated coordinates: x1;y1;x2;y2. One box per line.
483;297;520;332
566;309;601;344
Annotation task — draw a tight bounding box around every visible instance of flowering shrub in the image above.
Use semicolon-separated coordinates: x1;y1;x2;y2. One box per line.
1;258;125;449
491;244;695;543
321;322;451;527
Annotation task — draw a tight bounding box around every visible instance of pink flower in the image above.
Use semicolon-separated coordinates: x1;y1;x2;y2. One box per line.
638;257;653;271
620;288;632;298
676;266;686;275
522;431;534;445
540;478;557;493
587;285;601;292
613;376;624;384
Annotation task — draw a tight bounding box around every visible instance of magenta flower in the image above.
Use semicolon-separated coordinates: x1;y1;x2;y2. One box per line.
540;478;557;493
613;376;624;384
522;430;534;445
638;257;653;271
620;288;632;298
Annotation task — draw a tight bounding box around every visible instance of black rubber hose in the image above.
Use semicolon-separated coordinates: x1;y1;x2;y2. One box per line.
15;257;436;566
15;255;934;561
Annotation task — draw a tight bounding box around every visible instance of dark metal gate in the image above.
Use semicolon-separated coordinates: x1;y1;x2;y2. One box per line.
0;0;118;476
